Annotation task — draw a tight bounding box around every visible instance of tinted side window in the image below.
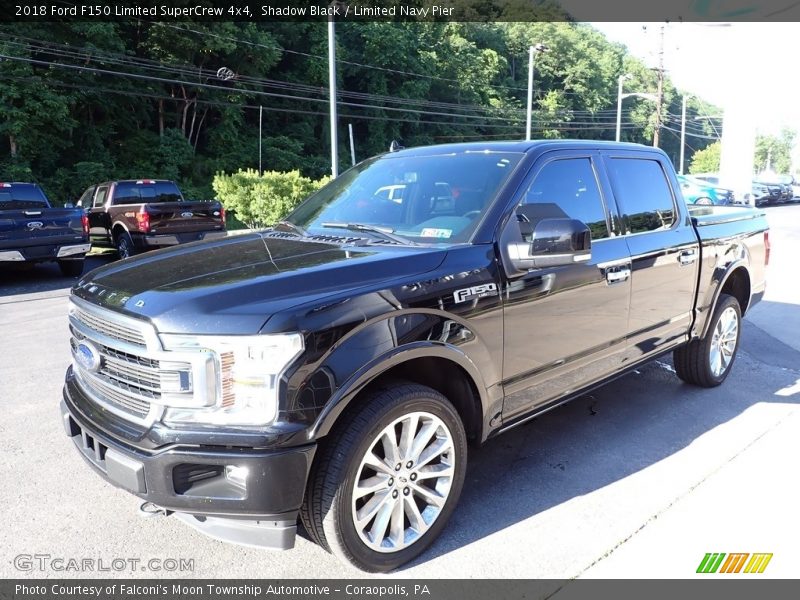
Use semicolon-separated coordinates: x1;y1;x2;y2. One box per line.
78;186;95;207
519;158;609;240
94;186;109;207
609;158;676;234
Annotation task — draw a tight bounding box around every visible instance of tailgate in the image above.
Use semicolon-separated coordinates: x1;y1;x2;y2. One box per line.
146;201;225;234
0;208;86;250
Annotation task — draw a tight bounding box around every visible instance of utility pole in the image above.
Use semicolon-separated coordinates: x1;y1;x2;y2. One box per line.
525;43;549;141
680;95;688;174
327;10;339;178
653;24;665;148
258;105;263;175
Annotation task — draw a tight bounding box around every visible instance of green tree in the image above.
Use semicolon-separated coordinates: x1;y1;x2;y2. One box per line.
754;129;795;174
212;169;329;229
689;141;721;174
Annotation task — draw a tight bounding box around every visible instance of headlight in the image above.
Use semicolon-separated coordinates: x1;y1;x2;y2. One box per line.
159;333;304;427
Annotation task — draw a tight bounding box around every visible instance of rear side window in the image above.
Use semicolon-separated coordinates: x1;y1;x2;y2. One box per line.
113;182;183;204
608;158;676;234
0;184;49;209
518;158;610;240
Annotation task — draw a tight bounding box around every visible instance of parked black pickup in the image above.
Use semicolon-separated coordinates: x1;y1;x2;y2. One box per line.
61;141;768;572
0;182;90;276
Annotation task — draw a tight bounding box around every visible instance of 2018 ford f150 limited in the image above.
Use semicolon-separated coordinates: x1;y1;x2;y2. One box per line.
61;141;769;572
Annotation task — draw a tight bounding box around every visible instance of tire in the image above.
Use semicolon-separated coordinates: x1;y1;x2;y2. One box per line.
300;382;468;572
673;293;741;387
695;197;713;206
58;259;84;277
115;231;136;259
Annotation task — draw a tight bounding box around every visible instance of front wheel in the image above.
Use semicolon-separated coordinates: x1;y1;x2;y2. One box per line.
673;293;741;387
300;383;468;572
695;197;713;206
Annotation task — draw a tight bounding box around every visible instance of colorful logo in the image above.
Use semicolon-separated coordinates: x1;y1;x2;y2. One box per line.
696;553;773;574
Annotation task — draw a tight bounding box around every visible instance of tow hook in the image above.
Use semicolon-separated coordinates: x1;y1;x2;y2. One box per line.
138;501;173;518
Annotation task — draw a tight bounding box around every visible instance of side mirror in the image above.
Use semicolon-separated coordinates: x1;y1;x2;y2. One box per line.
504;218;592;273
64;202;74;208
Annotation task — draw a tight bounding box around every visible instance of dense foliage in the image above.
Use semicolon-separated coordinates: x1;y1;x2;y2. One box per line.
689;141;721;174
0;21;720;206
212;169;329;228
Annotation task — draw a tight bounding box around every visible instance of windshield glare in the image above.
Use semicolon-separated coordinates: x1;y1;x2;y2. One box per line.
286;152;523;244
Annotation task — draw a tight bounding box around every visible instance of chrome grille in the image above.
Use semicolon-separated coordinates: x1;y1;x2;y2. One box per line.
69;299;195;423
71;304;147;347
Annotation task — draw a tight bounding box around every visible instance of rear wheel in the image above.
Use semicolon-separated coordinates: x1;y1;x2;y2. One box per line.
115;232;136;259
674;293;741;387
300;383;467;572
58;259;84;277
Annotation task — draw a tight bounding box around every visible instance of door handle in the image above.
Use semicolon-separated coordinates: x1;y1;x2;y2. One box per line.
606;268;631;284
678;250;698;265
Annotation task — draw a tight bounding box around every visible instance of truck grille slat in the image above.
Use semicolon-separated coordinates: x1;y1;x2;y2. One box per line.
69;301;195;422
72;305;147;347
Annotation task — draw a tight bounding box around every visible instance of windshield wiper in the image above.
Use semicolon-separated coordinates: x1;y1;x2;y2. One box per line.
275;220;309;237
320;222;415;245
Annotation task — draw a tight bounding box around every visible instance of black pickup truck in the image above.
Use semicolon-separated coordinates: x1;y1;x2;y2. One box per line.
0;182;90;276
77;179;226;258
61;141;768;572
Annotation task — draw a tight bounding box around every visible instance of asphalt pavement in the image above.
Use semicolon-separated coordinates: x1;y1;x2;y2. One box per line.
1;207;798;579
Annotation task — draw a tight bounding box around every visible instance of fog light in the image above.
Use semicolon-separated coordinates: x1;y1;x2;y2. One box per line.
225;465;248;490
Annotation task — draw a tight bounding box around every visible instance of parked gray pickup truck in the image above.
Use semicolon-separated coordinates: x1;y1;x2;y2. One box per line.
62;141;768;571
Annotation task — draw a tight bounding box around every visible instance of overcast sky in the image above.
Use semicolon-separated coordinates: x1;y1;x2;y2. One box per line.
591;22;799;136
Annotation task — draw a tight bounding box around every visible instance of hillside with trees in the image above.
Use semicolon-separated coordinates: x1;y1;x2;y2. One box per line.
0;21;721;206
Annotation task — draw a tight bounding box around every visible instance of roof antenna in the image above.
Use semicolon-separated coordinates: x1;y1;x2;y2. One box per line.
389;140;404;152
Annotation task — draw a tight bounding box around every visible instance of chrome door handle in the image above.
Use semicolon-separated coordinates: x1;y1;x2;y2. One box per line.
606;268;631;284
679;250;698;265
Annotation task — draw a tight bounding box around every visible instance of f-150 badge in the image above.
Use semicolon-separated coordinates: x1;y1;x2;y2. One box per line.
453;283;498;303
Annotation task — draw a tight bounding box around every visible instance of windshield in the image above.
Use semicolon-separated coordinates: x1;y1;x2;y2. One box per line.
0;184;50;210
286;151;524;244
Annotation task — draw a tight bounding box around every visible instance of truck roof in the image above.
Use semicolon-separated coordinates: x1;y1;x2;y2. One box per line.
387;139;654;158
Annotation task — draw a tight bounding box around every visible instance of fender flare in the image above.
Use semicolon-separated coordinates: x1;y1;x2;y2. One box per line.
698;259;752;339
309;340;490;440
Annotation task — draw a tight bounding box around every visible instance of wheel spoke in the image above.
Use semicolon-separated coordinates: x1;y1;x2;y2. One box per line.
409;421;439;463
415;462;454;480
398;414;419;460
416;436;452;469
380;431;401;467
410;483;447;508
354;474;390;500
356;490;391;529
710;346;722;376
368;498;394;544
363;451;394;476
388;495;405;547
404;496;428;534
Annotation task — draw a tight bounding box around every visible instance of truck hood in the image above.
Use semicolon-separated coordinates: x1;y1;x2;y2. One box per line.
72;232;447;334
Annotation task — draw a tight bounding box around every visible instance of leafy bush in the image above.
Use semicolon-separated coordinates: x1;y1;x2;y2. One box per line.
212;169;329;229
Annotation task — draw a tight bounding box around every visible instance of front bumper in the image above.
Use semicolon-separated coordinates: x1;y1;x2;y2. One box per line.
61;383;316;550
137;230;227;249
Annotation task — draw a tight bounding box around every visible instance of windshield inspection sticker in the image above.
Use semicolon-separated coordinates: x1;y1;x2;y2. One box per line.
420;228;452;239
454;283;498;304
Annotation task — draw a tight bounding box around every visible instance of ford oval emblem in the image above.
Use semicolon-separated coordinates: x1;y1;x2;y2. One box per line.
75;340;102;373
181;211;194;218
26;221;44;230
